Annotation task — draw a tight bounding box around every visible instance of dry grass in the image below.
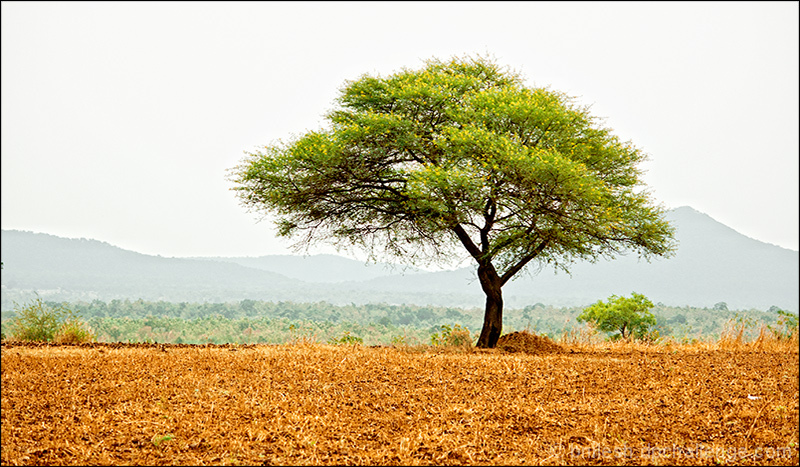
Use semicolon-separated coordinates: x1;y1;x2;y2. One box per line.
1;337;797;466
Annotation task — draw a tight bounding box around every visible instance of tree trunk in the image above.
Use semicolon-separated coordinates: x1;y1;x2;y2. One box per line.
476;263;503;348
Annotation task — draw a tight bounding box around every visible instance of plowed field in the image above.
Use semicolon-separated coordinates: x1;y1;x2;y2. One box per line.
1;342;797;465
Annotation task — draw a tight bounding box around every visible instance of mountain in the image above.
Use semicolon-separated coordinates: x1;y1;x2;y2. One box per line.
196;254;425;283
1;206;797;312
0;231;306;303
500;206;798;310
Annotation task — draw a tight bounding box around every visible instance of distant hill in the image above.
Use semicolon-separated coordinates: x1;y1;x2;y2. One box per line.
0;231;305;303
196;254;425;283
1;207;797;312
500;206;798;310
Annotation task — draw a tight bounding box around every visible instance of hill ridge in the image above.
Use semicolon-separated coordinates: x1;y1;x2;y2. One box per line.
2;206;797;311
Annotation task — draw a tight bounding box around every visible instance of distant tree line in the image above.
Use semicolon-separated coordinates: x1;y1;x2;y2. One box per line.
1;298;791;346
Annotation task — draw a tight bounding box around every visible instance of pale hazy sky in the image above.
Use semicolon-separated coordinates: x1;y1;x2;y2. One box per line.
2;2;798;263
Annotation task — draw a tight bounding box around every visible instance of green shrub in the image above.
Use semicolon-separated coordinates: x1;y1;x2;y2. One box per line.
328;331;363;345
768;309;799;341
391;334;407;346
7;297;95;343
577;292;657;341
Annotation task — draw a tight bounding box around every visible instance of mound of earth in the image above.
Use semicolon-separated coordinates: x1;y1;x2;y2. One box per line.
496;331;564;354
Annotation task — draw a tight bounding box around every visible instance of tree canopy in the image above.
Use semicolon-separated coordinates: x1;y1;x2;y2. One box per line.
577;292;658;340
230;55;676;348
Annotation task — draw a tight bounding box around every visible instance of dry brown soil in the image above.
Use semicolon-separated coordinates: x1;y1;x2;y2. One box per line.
1;341;798;465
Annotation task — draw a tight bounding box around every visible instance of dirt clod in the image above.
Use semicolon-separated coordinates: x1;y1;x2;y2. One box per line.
496;330;564;354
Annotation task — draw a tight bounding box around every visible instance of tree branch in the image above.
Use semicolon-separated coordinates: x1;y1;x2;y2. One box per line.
500;238;550;286
451;224;483;262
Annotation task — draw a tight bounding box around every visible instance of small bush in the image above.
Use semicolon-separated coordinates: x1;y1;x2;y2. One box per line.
54;319;96;344
7;297;95;343
7;297;62;342
391;333;408;347
430;324;473;348
768;309;799;341
328;331;363;345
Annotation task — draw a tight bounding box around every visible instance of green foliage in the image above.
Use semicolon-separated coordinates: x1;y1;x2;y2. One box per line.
1;298;787;346
577;292;657;341
7;297;61;341
5;296;94;343
768;308;799;341
713;302;729;311
230;54;676;348
390;334;407;346
230;54;675;271
151;434;174;447
327;331;364;345
430;324;473;348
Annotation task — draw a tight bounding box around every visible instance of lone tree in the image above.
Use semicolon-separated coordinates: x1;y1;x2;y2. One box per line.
577;292;658;341
229;55;676;348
